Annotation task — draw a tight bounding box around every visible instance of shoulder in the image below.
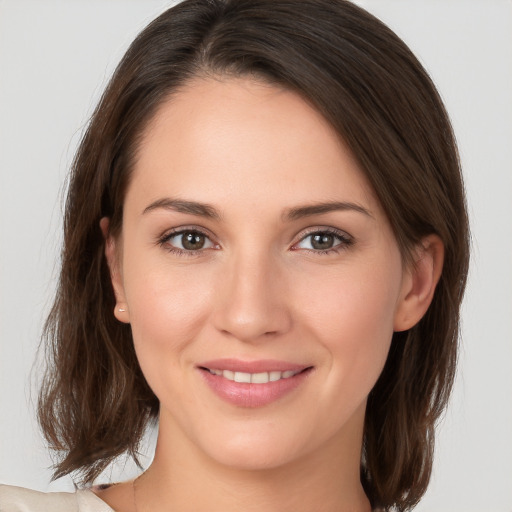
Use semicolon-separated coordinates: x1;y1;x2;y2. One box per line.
0;484;113;512
0;484;78;511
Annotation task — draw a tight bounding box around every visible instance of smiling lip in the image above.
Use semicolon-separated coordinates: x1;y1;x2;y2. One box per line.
197;359;313;408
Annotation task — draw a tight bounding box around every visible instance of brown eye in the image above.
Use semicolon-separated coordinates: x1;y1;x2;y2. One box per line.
162;230;215;252
310;233;335;250
294;230;352;253
182;232;206;250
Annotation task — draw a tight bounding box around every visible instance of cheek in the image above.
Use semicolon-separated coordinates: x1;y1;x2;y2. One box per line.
300;259;401;334
121;252;216;381
296;254;403;397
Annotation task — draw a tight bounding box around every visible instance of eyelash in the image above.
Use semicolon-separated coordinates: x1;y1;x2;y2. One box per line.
158;228;217;257
157;227;354;256
292;227;354;255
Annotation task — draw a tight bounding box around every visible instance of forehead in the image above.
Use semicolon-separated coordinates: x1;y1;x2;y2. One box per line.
127;76;379;217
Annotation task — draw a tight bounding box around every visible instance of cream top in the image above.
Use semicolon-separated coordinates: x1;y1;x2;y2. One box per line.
0;484;115;512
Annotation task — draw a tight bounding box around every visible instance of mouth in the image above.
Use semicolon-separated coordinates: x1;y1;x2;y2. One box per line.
199;367;310;384
197;359;313;408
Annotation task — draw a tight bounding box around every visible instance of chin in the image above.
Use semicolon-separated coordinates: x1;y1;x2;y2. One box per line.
190;417;319;472
207;440;301;472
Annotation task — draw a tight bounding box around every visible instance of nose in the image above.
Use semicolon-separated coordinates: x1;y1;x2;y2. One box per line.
212;249;292;343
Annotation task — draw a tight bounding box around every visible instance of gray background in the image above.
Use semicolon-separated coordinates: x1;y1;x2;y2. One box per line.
1;1;511;510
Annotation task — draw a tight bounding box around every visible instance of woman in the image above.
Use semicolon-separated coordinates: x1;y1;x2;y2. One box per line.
0;0;469;510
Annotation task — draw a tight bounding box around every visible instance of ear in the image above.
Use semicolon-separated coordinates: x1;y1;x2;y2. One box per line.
100;217;130;323
394;234;444;332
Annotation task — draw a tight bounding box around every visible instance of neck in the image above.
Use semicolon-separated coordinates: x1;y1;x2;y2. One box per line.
135;410;371;512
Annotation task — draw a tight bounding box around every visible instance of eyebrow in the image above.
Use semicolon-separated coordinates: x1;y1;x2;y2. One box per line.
142;198;372;221
283;201;373;221
142;198;220;219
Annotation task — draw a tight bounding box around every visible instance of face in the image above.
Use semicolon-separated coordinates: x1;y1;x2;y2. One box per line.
108;77;412;471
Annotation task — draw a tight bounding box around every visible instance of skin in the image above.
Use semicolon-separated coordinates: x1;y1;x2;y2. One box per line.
98;76;443;512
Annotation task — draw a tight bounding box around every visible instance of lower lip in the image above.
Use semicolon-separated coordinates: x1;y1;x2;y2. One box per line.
199;368;312;408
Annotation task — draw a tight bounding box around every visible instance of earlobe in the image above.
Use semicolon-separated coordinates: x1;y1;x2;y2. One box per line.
394;234;444;332
100;217;130;323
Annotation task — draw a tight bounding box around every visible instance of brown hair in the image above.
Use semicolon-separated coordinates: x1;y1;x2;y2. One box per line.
38;1;470;510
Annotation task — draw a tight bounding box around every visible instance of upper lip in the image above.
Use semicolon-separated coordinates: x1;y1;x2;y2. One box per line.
198;358;310;373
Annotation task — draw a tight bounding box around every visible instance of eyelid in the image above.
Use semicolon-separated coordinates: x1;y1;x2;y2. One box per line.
156;225;353;255
157;225;220;253
291;226;354;252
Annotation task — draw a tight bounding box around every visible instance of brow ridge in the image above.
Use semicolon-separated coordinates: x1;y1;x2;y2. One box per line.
283;201;373;221
142;198;372;222
142;198;220;219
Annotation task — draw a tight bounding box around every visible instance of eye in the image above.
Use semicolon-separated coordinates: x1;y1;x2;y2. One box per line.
293;229;353;253
160;229;216;253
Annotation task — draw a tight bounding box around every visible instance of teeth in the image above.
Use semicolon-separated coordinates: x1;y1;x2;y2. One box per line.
269;371;281;382
251;372;269;384
208;368;300;383
234;372;251;383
